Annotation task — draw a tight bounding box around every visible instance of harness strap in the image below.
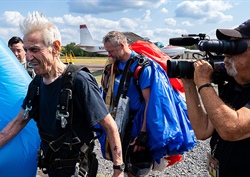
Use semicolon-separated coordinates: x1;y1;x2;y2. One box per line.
133;54;151;82
115;58;135;107
114;54;151;103
23;75;41;120
52;157;78;169
40;155;80;173
39;131;81;152
57;88;72;117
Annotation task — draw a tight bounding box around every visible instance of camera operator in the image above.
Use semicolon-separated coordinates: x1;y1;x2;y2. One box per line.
181;19;250;177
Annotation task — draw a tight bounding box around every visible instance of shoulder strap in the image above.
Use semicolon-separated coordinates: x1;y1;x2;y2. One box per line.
133;54;151;81
115;59;135;107
23;75;41;121
57;65;90;146
57;64;89;126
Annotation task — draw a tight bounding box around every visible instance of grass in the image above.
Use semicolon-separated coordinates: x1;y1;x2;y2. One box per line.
60;56;107;85
60;56;107;65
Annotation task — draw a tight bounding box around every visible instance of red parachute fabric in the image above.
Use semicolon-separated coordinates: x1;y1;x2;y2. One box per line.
131;40;184;93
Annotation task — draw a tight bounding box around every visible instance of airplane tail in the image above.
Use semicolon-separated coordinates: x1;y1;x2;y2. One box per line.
80;24;96;45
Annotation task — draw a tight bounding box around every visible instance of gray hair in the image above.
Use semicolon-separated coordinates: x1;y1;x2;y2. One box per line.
19;11;61;47
102;31;127;47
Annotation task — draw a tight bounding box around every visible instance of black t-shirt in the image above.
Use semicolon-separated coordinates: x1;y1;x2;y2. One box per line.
22;70;109;158
210;79;250;177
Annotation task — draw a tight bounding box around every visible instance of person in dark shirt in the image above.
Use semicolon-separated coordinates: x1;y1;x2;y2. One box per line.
182;19;250;177
0;12;124;177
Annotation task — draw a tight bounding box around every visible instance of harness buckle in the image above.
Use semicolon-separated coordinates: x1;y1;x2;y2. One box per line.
63;137;81;146
22;105;32;120
56;111;69;128
71;162;82;177
49;141;62;152
54;158;63;169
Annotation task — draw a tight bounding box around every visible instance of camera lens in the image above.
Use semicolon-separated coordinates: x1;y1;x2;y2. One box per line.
167;60;194;78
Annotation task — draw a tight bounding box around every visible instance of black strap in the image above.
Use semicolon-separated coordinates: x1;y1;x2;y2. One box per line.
24;75;41;121
26;75;41;108
115;58;135;107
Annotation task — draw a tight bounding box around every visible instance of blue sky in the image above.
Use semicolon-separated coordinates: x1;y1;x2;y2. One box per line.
0;0;249;46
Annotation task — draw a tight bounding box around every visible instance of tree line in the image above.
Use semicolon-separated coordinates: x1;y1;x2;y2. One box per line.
61;42;106;57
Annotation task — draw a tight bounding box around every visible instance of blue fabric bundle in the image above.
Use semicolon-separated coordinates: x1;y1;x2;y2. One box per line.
0;37;40;177
131;59;196;163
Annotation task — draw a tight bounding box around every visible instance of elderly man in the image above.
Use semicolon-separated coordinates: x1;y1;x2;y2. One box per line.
182;19;250;177
1;12;124;177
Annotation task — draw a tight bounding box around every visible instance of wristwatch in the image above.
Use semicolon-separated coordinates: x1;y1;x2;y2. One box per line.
113;163;125;171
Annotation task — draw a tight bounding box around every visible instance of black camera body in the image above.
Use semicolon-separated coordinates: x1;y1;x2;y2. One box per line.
167;34;247;84
167;56;231;84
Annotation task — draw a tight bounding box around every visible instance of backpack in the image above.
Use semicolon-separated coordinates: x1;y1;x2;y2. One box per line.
23;64;101;176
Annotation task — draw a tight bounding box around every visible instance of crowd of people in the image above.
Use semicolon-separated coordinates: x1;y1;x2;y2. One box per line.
0;11;250;177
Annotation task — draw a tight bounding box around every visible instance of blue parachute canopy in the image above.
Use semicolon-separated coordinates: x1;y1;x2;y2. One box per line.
0;37;40;177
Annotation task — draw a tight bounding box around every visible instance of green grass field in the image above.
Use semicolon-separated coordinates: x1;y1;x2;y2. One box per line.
60;56;107;65
60;56;107;85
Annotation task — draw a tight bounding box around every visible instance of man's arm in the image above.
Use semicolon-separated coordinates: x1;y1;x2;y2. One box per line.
99;113;123;177
181;79;214;140
192;60;250;141
199;84;250;141
0;108;30;148
141;87;150;132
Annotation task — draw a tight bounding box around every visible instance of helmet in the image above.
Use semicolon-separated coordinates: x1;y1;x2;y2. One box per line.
125;144;154;177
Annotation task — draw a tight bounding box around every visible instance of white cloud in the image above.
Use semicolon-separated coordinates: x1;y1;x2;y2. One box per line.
51;17;64;24
161;8;168;14
154;0;168;8
119;18;138;30
151;28;188;45
175;0;233;23
68;0;166;14
181;20;194;27
141;10;151;22
2;11;24;27
164;18;176;26
63;14;85;26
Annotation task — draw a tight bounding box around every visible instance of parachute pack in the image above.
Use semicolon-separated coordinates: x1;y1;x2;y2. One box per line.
131;40;184;93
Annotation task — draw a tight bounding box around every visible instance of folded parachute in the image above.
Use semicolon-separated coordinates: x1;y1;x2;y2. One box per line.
131;59;196;163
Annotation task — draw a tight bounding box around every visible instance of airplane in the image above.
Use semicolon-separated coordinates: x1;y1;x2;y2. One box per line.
77;24;194;58
78;24;108;55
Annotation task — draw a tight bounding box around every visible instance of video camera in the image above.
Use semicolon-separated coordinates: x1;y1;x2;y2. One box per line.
167;33;248;84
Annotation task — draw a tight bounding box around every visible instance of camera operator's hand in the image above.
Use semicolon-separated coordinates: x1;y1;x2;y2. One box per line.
194;60;213;87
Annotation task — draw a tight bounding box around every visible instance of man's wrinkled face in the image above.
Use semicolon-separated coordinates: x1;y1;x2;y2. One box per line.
23;32;54;76
223;39;250;77
9;42;26;63
224;57;238;77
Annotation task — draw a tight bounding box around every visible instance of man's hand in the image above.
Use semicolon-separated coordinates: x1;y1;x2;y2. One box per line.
113;169;124;177
193;60;213;87
130;131;148;152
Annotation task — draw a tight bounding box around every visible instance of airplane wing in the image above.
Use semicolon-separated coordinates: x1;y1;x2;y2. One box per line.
122;32;150;45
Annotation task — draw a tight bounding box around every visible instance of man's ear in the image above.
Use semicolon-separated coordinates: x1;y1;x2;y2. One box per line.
120;43;124;49
52;40;61;54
